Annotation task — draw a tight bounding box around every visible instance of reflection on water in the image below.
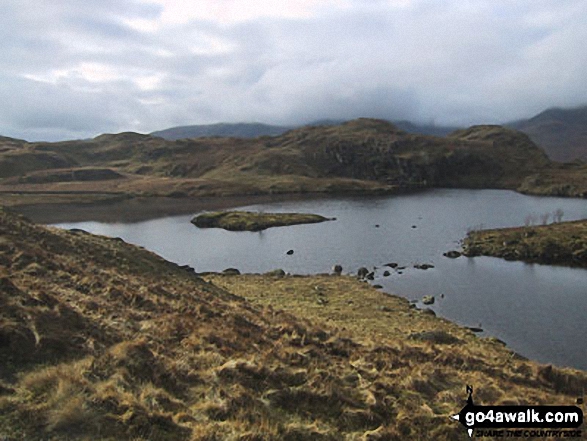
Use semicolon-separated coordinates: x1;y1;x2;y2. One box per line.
54;189;587;370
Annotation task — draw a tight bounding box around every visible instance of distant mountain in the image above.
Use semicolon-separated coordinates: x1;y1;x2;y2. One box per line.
392;120;460;137
509;106;587;162
151;119;460;141
151;122;292;140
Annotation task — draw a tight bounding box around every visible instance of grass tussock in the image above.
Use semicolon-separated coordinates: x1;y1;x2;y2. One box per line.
0;207;585;440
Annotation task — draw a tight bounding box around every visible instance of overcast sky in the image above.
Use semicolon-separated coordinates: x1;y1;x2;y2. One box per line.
1;0;586;141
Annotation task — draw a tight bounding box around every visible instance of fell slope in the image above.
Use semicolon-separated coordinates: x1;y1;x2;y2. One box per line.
511;106;587;162
0;119;581;209
1;208;586;440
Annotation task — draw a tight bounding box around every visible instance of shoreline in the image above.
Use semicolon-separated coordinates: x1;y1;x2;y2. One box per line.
13;188;422;224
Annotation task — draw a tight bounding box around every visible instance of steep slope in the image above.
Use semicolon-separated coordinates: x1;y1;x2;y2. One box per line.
510;106;587;162
1;208;586;440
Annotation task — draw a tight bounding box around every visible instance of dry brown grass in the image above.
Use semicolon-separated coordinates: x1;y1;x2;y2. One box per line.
0;207;585;440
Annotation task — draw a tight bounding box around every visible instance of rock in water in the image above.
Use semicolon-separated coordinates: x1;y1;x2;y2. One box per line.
286;249;294;255
422;295;435;305
357;267;369;279
332;264;343;275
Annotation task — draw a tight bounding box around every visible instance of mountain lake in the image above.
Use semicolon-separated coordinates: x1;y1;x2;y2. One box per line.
53;189;587;370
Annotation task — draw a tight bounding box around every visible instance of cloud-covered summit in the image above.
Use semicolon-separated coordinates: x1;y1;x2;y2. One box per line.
1;0;586;141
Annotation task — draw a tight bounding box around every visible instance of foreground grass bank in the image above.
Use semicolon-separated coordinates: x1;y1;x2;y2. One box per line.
0;208;585;440
463;219;587;267
192;210;332;231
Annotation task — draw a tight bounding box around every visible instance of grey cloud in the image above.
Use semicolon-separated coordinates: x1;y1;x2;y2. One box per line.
1;0;587;140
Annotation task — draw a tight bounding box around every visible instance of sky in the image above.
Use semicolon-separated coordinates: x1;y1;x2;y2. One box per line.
1;0;587;141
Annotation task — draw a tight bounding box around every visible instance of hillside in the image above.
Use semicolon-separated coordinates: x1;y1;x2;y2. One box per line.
0;118;582;211
510;106;587;162
150;120;459;141
1;207;586;440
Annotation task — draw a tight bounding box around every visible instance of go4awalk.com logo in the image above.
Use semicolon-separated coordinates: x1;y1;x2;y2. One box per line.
451;386;584;438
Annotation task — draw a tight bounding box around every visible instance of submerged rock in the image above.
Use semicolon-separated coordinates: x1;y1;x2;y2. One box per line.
414;263;434;270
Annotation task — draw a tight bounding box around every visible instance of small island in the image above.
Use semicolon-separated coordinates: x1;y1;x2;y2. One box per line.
192;210;333;231
463;219;587;267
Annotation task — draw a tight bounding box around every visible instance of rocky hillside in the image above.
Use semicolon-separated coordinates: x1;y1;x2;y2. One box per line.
1;207;586;440
510;106;587;162
0;118;581;210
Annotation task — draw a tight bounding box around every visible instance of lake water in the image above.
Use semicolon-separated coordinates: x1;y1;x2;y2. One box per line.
53;189;587;370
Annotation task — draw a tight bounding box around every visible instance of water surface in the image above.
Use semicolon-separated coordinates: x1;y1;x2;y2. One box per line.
54;189;587;370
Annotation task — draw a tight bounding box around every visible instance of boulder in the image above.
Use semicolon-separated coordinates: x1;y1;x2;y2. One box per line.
265;269;286;277
286;249;294;255
409;330;461;345
384;263;398;268
222;268;241;275
332;264;343;275
422;295;435;305
357;267;369;278
443;250;462;258
383;271;391;277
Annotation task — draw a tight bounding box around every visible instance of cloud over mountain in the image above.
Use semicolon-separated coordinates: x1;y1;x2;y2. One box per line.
1;0;586;140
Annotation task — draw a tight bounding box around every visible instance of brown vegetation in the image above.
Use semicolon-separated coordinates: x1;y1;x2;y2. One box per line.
2;119;582;212
0;208;585;440
463;219;587;267
192;211;331;231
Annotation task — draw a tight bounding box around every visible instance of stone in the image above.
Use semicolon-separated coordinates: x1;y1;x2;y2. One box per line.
286;249;294;255
332;264;343;275
409;330;461;345
383;271;391;277
222;268;241;275
443;250;462;258
384;263;398;268
422;295;435;305
414;263;434;270
357;267;369;278
265;269;286;277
